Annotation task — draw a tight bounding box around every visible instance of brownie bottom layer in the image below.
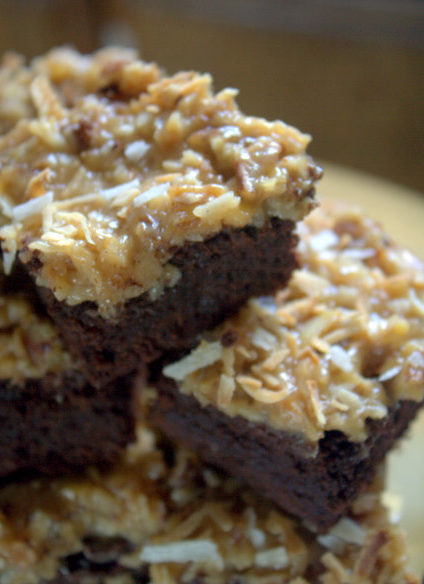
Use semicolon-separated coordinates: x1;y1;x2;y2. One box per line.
38;218;298;387
150;377;423;532
0;371;135;479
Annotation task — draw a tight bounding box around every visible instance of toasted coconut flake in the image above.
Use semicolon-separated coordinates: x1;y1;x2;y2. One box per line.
329;345;353;373
133;182;170;207
255;547;289;569
292;270;329;295
12;191;53;222
311;337;330;354
317;534;346;554
330;398;349;412
245;508;267;549
307;380;326;427
249;526;266;548
335;387;361;410
321;552;350;581
251;327;278;351
2;249;15;274
101;178;140;201
323;326;356;345
379;366;402;382
30;76;65;119
237;375;288;404
309;229;338;252
341;248;376;260
1;238;17;274
262;348;290;371
163;341;222;381
217;374;236;408
140;540;221;564
193;191;240;220
124;140;150;162
327;517;366;546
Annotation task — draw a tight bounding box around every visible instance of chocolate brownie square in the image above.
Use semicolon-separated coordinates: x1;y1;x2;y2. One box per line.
149;204;424;531
0;47;321;385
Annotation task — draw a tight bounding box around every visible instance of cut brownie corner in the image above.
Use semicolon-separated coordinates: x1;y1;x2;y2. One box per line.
148;376;422;532
147;203;424;532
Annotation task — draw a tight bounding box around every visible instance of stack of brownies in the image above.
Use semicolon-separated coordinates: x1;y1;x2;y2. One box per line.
0;47;422;584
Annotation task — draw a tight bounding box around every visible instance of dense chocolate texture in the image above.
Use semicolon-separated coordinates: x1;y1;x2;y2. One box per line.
0;371;135;479
38;218;298;387
150;376;422;533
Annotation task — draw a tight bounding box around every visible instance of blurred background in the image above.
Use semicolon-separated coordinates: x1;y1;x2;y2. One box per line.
0;0;422;191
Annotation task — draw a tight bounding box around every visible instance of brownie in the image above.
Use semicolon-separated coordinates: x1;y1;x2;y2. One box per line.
150;377;422;532
148;204;424;532
0;47;321;385
39;217;298;386
0;415;418;584
0;268;136;479
0;371;135;479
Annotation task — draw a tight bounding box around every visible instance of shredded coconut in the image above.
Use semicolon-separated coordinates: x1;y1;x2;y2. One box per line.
326;517;366;546
140;540;221;564
133;182;170;207
124;139;150;162
255;547;289;569
329;345;354;373
163;341;223;381
309;229;338;252
12;191;53;222
379;366;402;382
100;178;141;201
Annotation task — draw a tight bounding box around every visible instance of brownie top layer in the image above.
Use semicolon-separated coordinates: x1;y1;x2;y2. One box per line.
0;264;71;383
0;47;320;317
0;405;416;584
163;204;424;443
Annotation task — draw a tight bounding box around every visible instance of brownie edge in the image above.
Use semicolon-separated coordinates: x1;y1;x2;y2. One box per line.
39;217;299;387
0;371;136;479
149;376;423;533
